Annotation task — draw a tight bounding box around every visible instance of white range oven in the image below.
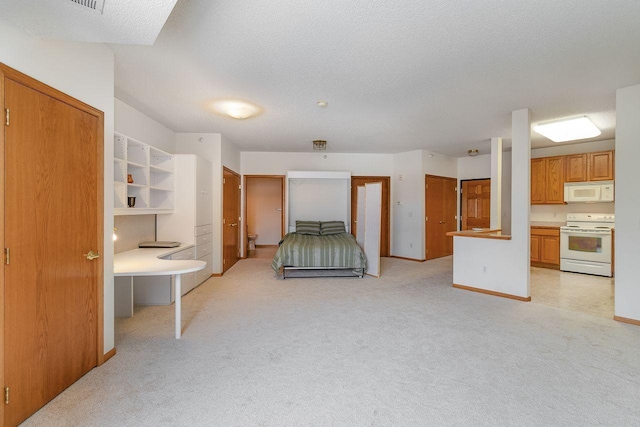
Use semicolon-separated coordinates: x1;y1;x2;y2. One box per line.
560;213;614;277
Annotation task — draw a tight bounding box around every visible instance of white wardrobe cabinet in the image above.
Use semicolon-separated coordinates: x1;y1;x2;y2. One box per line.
158;154;214;290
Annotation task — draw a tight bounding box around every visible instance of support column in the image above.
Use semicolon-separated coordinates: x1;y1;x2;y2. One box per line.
490;137;503;230
511;109;531;297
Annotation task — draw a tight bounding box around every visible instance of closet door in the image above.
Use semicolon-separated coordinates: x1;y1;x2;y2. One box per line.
3;71;102;426
364;182;382;277
355;185;366;248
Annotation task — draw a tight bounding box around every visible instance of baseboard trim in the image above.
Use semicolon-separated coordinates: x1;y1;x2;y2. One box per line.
390;256;425;262
614;316;640;327
452;283;531;302
103;347;117;363
256;244;278;248
211;273;222;277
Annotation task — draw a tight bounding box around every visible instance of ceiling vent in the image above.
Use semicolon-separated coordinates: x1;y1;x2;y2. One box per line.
70;0;106;14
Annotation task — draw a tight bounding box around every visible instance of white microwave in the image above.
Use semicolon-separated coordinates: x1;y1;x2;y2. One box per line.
564;181;614;203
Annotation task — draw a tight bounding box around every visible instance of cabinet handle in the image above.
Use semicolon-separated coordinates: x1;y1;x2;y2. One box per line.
84;250;100;260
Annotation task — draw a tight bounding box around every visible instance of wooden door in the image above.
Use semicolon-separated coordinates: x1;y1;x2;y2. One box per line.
3;69;103;426
351;177;390;256
461;179;490;230
588;150;614;181
223;168;241;273
425;175;457;260
565;154;587;182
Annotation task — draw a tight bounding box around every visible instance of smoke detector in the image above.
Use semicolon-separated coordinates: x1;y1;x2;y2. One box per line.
70;0;106;14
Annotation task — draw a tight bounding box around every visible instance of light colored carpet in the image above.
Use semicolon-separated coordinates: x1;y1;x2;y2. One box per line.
24;256;640;426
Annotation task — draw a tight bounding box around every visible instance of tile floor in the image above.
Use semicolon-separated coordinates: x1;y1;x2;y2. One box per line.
530;266;614;318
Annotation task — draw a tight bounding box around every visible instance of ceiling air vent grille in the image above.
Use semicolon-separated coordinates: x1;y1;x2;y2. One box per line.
70;0;106;14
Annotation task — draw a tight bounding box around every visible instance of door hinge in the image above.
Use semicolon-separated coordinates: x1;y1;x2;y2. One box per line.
238;184;242;190
223;178;226;184
425;216;428;222
4;109;9;126
425;184;428;189
223;259;226;265
460;188;463;194
4;387;8;405
455;187;458;192
4;248;9;265
223;219;226;225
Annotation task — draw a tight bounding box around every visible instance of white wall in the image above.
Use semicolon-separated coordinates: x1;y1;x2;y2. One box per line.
115;98;175;153
0;20;116;354
614;84;640;322
392;150;425;259
222;135;241;173
451;109;530;298
241;151;393;176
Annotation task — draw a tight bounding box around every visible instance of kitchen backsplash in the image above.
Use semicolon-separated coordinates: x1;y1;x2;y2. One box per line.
114;214;156;253
530;202;615;223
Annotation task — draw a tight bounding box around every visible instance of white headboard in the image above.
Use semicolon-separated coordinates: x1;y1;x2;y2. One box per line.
286;171;351;233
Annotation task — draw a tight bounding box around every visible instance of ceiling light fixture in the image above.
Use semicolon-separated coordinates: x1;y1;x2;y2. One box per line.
211;99;262;120
317;100;328;108
533;116;601;143
313;140;327;150
467;149;479;157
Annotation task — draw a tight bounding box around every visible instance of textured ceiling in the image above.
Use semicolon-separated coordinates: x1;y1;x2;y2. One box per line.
10;0;640;156
0;0;177;44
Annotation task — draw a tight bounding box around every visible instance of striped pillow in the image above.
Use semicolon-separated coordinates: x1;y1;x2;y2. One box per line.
321;221;346;235
296;220;321;235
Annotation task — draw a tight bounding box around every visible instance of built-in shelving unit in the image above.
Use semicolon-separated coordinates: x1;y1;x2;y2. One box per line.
114;132;174;215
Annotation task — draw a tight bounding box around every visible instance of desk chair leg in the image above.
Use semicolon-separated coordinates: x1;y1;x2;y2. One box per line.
175;274;182;339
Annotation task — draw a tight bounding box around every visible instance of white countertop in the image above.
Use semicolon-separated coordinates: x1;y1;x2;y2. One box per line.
114;244;206;276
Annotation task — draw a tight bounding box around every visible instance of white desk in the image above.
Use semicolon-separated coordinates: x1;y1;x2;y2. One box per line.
114;246;206;339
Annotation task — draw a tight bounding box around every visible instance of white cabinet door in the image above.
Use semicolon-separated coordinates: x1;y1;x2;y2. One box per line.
196;156;213;227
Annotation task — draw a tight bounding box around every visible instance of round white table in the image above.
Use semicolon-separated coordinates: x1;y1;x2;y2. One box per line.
114;246;206;339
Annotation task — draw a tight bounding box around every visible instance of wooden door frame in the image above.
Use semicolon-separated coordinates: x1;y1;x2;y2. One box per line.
0;63;105;423
223;167;241;271
459;178;490;230
350;176;391;256
242;175;285;258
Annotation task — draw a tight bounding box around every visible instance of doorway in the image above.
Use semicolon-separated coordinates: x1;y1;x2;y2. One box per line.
460;178;491;230
1;64;104;426
425;175;457;260
223;167;241;273
351;176;390;257
244;175;285;258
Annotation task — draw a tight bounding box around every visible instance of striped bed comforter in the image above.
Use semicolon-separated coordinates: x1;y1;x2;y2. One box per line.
271;232;366;273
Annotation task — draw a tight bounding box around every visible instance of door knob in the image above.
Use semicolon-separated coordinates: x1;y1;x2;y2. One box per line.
84;250;100;260
439;221;445;224
229;223;238;227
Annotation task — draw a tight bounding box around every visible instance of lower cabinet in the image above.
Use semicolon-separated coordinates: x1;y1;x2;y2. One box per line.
530;227;560;269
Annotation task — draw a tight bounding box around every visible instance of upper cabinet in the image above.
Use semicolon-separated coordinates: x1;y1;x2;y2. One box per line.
564;153;588;182
531;156;565;205
531;150;614;205
587;150;614;181
114;132;175;215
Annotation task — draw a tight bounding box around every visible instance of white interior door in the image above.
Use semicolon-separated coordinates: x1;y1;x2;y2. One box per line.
356;185;366;248
364;182;382;277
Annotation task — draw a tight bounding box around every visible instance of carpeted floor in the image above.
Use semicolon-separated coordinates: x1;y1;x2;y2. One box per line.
24;256;640;426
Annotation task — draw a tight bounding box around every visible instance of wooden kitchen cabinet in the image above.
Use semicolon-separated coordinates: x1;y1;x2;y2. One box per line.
531;156;564;204
531;227;560;269
565;153;588;182
588;150;614;181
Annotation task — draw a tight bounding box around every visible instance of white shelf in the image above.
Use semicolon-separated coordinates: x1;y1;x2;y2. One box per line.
114;132;175;215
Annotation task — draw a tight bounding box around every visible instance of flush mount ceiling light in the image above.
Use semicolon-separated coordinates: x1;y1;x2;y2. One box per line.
317;100;328;108
211;99;262;120
533;116;601;143
468;149;479;157
313;140;327;150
